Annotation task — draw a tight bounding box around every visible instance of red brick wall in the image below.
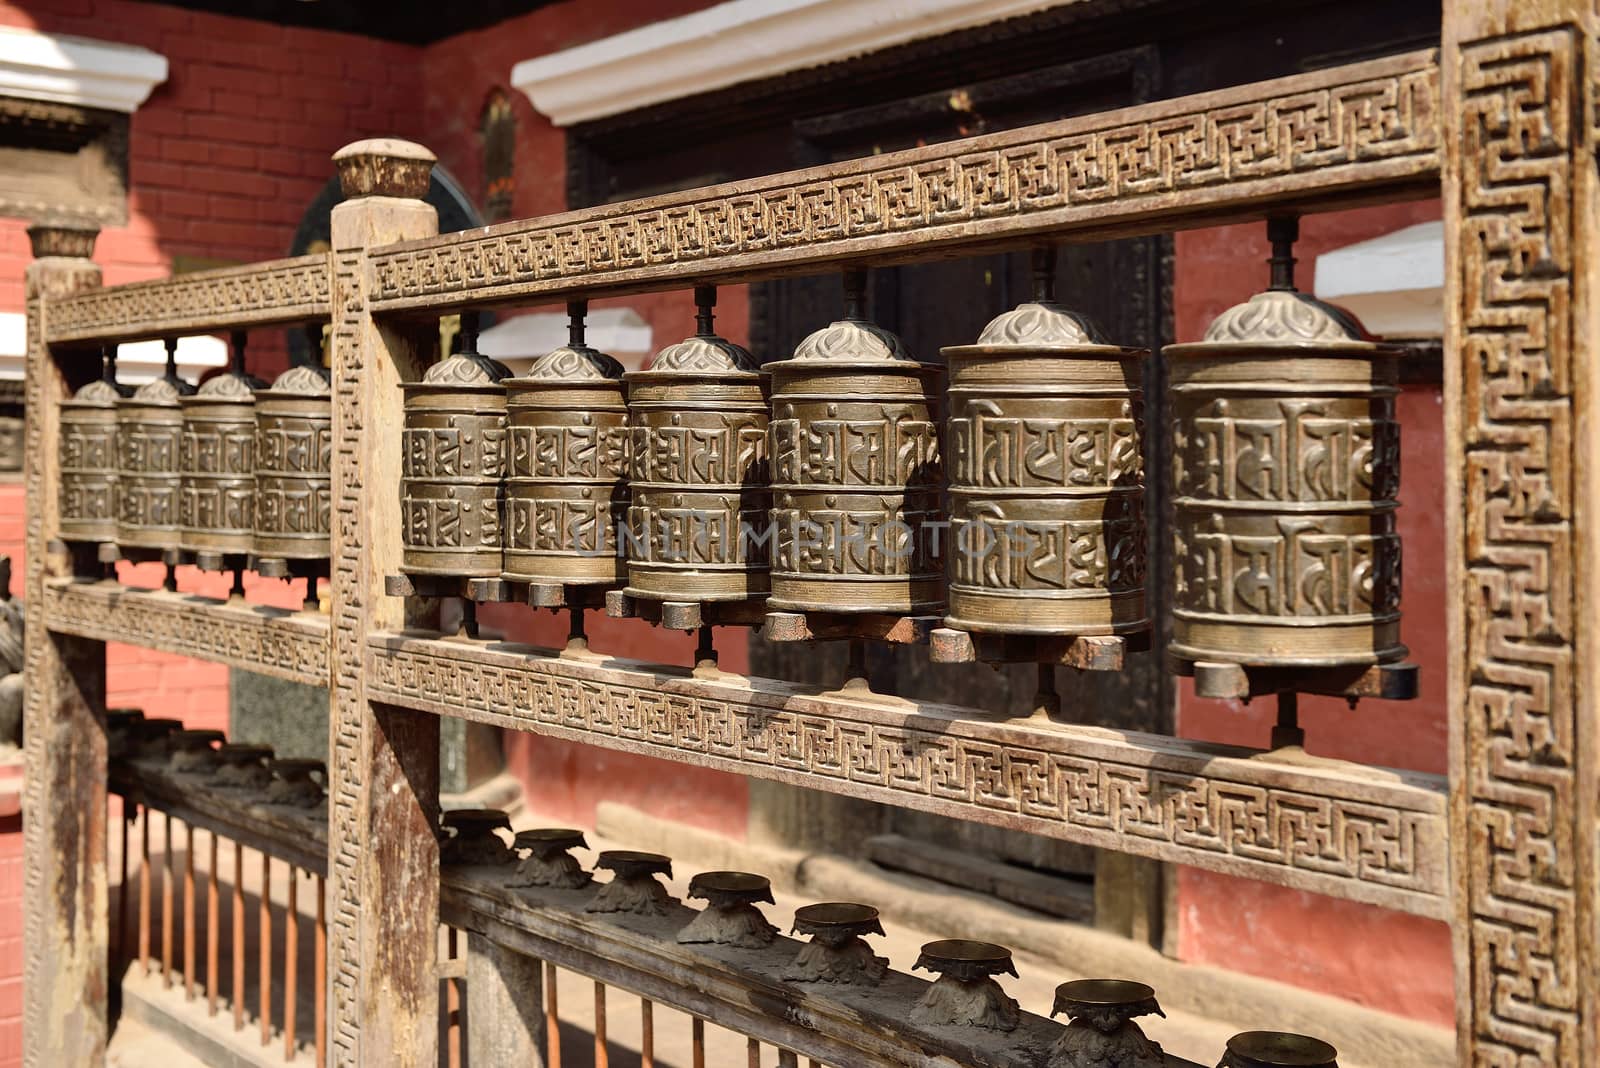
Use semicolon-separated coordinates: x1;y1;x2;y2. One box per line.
1170;202;1453;1027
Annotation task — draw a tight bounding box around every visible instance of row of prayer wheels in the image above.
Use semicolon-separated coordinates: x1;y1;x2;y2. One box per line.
399;221;1404;671
58;330;332;564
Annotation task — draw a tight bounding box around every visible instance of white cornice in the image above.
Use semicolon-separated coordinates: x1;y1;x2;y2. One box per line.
1314;221;1444;339
513;0;1072;127
0;26;167;113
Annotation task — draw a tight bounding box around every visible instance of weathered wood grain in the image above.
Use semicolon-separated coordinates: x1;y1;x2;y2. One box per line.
366;631;1449;918
40;580;329;687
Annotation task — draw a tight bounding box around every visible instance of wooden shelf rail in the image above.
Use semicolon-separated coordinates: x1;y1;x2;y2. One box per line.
366;630;1448;919
41;580;329;687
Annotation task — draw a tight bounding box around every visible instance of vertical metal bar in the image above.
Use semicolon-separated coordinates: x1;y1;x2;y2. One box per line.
233;840;245;1032
445;927;460;1068
117;800;130;975
285;869;299;1062
183;820;195;1000
207;831;219;1016
692;1017;705;1068
778;1051;798;1068
161;811;173;985
260;851;272;1047
593;981;608;1068
640;998;653;1068
139;805;151;975
316;875;326;1068
748;1036;761;1068
545;960;561;1068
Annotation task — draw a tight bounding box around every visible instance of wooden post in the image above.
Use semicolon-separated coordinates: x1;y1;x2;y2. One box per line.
1443;3;1600;1064
325;139;442;1068
464;936;546;1066
21;222;109;1067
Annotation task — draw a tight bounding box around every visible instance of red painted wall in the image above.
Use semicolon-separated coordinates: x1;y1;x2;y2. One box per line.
1171;202;1453;1027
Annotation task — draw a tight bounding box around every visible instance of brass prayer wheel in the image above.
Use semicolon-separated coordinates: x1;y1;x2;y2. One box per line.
59;346;131;544
401;318;511;578
624;286;769;603
1166;220;1403;668
180;331;264;555
503;301;628;585
942;251;1147;635
116;338;194;550
253;331;332;561
768;269;943;614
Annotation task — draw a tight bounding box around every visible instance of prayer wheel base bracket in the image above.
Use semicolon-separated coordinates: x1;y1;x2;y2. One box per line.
607;590;767;631
762;611;940;645
929;627;1150;670
192;551;249;574
100;543;182;567
1173;657;1418;702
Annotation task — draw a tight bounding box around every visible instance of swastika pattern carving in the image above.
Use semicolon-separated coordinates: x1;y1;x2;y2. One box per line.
328;247;366;1068
366;634;1449;917
368;53;1440;309
1452;28;1594;1066
45;254;332;344
39;582;328;685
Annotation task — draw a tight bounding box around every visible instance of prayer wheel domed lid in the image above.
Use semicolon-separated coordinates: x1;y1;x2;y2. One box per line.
523;342;624;381
128;372;195;403
789;315;912;362
68;377;127;406
974;300;1108;347
265;363;331;395
419;349;511;385
628;285;760;378
193;368;266;397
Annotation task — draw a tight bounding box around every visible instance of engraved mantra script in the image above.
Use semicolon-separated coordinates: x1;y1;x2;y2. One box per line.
368;56;1439;307
1456;29;1587;1065
366;638;1447;916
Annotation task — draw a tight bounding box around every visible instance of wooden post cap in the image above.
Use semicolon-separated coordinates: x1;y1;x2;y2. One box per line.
332;138;436;199
26;222;98;259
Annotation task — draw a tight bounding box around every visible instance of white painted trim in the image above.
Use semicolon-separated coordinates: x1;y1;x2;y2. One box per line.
1313;221;1443;338
513;0;1073;127
0;26;167;113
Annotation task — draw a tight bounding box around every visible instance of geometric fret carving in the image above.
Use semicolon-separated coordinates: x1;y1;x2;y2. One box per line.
38;580;328;686
368;51;1442;311
1450;26;1595;1067
366;632;1449;918
45;254;332;345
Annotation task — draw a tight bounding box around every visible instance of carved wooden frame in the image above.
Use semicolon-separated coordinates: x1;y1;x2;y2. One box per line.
18;7;1600;1062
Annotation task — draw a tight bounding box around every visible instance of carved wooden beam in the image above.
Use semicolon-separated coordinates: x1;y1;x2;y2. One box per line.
39;580;329;686
368;50;1440;313
366;631;1450;918
45;253;332;345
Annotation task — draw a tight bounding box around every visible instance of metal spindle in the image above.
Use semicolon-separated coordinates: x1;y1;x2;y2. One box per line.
162;812;174;984
640;997;654;1068
233;840;245;1031
594;980;609;1068
285;869;299;1061
184;821;195;999
117;801;130;973
261;852;272;1046
139;808;151;974
748;1037;761;1067
545;960;562;1068
692;1017;705;1068
778;1051;799;1068
316;875;326;1068
207;831;219;1016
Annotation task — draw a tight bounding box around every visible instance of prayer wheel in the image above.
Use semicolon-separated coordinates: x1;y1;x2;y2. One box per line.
767;269;943;614
253;332;332;562
503;301;628;585
180;331;264;555
624;286;769;603
59;346;130;544
116;338;193;550
942;251;1147;635
1166;220;1403;667
400;317;511;578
